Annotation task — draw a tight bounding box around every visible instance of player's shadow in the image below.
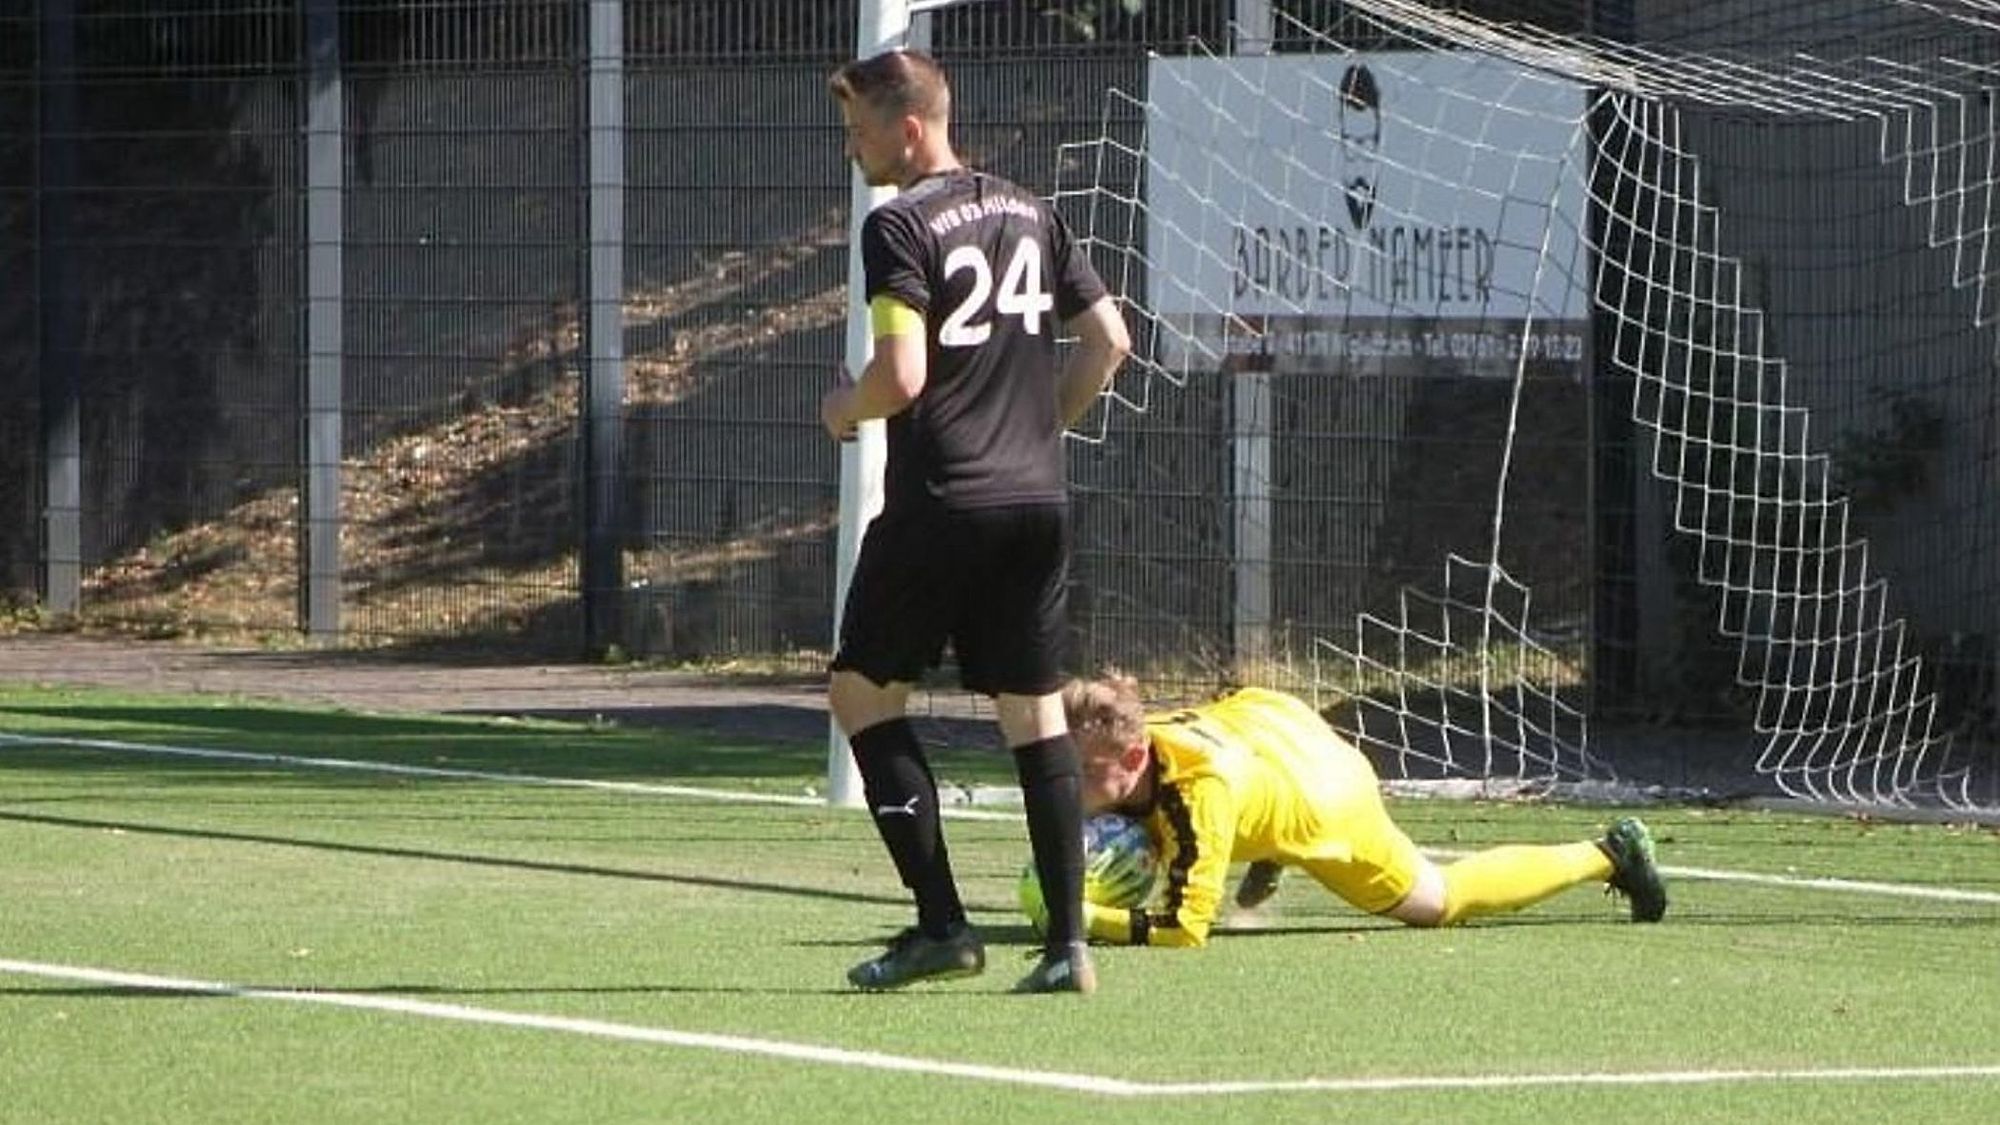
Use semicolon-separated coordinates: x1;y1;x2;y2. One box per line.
0;702;835;784
0;809;907;909
0;982;891;999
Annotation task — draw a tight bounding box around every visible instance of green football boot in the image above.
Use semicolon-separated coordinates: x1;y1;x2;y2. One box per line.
1599;816;1668;923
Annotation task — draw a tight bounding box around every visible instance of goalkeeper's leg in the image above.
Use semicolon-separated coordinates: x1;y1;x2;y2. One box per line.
1304;803;1618;927
1389;842;1612;927
1436;842;1612;924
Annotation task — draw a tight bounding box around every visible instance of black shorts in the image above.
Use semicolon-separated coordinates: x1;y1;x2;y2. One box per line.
830;502;1069;697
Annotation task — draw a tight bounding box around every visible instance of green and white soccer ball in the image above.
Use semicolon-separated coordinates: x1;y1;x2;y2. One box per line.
1019;813;1160;920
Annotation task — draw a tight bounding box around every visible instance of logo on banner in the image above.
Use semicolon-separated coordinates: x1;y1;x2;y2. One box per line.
1339;64;1380;231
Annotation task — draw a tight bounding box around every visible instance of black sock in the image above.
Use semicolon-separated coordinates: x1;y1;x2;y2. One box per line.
850;719;964;939
1013;734;1085;953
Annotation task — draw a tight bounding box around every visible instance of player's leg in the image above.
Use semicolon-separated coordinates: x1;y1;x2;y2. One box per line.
996;690;1094;993
831;512;981;989
956;504;1093;994
1291;761;1610;926
1296;815;1429;922
1291;736;1648;926
1389;818;1666;926
1282;718;1427;917
829;670;910;733
1229;693;1371;910
1389;841;1612;927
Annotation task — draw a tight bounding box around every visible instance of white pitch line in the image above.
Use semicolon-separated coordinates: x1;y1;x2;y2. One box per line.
3;957;1996;1097
6;732;1999;903
0;731;1019;822
0;957;1130;1097
1647;864;2000;906
1422;847;2000;906
1142;1064;2000;1095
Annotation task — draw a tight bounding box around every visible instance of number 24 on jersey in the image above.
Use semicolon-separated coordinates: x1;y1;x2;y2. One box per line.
938;240;1054;348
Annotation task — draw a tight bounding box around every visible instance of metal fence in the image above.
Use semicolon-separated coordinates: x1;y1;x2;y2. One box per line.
0;0;1264;665
3;1;1996;787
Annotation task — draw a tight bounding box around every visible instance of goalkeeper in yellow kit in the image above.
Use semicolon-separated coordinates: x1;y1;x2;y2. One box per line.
1025;671;1668;947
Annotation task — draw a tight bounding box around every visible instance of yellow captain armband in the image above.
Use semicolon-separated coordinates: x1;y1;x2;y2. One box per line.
869;295;924;338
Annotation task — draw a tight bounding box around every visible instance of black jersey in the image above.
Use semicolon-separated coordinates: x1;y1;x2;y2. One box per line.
861;168;1107;511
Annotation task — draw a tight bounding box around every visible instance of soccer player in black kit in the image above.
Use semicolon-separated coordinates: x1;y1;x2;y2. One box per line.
823;49;1130;994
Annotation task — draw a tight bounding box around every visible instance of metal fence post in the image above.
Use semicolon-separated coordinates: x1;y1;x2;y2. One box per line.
37;0;80;616
581;0;627;657
301;0;344;641
1230;0;1274;675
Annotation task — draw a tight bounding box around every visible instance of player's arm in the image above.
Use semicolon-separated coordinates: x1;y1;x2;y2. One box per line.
1082;778;1232;948
823;211;931;439
1136;778;1233;946
826;298;927;436
1056;295;1130;429
1045;205;1129;429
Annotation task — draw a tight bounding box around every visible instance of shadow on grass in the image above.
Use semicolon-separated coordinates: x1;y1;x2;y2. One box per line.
500;704;997;753
0;982;908;999
0;702;829;783
789;922;1049;951
0;982;1017;999
0;810;904;909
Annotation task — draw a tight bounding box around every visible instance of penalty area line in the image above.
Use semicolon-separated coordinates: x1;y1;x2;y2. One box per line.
0;731;1018;822
2;957;1996;1098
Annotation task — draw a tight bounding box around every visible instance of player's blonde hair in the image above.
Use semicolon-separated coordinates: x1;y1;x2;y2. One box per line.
828;48;951;124
1062;668;1147;751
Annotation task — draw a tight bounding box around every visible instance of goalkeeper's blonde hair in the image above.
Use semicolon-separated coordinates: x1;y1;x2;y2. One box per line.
1062;669;1147;751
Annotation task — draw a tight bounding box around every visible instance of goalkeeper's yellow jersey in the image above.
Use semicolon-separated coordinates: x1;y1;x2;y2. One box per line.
1084;687;1381;947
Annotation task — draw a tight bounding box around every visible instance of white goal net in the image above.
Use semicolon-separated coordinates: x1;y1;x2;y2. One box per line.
1055;1;2000;811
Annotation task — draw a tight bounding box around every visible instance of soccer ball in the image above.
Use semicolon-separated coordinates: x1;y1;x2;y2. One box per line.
1019;813;1160;917
1082;813;1160;907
